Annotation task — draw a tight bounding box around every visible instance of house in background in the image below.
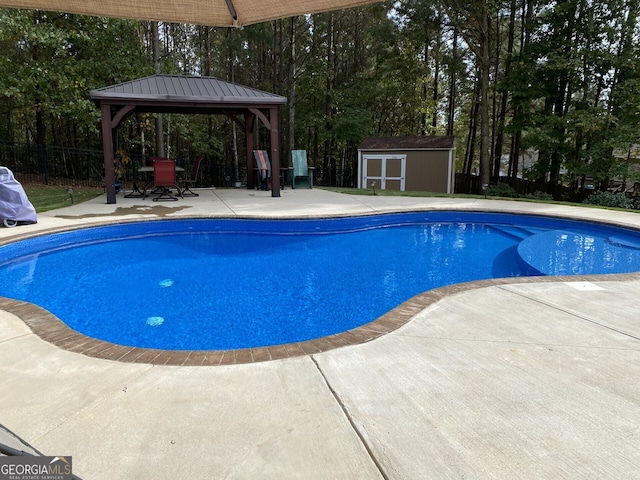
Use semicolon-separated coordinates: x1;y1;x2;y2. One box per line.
357;136;456;193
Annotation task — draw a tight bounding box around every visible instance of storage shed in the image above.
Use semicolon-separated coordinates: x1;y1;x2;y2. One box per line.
357;136;456;193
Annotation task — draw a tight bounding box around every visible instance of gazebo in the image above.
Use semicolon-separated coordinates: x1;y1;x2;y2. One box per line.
90;74;288;203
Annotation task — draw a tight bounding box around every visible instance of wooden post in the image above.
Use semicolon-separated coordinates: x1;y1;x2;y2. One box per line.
101;103;117;204
269;106;281;197
245;112;255;189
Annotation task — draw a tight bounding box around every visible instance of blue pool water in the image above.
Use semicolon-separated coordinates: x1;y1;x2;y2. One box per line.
1;211;640;350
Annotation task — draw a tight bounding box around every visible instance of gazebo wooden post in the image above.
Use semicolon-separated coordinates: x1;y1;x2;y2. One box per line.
101;103;117;204
269;106;280;197
245;112;255;189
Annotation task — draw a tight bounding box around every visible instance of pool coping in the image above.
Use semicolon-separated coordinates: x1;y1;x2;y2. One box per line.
2;209;640;366
2;272;640;366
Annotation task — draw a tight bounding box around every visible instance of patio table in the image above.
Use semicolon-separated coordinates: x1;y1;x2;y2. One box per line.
126;165;185;198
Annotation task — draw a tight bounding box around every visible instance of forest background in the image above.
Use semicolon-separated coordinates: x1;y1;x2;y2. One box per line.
0;0;638;199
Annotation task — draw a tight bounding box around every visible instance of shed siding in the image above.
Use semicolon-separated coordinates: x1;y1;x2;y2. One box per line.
358;136;455;194
405;150;450;193
360;149;452;193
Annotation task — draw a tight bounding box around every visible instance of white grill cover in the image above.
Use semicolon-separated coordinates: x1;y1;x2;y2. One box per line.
0;166;37;224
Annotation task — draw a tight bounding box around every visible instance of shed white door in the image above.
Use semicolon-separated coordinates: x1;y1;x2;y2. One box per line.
362;155;406;191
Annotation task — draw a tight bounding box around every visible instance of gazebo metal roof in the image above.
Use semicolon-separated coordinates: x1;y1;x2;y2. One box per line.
91;74;287;203
91;75;287;108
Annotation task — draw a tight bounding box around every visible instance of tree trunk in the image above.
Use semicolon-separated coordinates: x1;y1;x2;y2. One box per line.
324;13;335;185
152;21;165;158
490;13;501;179
509;0;533;180
288;17;297;163
444;1;493;191
493;0;517;180
463;79;480;176
478;7;492;192
447;30;458;136
432;28;441;134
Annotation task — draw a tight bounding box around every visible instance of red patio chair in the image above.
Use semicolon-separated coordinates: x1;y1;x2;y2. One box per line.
145;158;183;201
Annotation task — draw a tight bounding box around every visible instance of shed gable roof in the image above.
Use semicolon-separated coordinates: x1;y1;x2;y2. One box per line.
359;136;455;151
90;74;287;106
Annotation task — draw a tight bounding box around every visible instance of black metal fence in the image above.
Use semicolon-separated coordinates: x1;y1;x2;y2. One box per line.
0;141;106;187
0;141;241;189
6;141;564;195
0;140;361;190
454;174;549;196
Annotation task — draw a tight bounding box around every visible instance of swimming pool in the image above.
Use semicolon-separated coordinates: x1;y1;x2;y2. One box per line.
1;211;640;351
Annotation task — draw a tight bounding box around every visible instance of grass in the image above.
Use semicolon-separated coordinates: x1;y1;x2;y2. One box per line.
320;186;474;198
319;186;640;213
19;184;639;215
23;186;104;213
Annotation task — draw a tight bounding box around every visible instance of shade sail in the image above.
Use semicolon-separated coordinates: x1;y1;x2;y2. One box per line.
0;0;379;26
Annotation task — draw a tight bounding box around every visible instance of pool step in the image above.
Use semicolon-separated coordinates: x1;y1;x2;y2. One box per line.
608;235;640;250
491;225;540;241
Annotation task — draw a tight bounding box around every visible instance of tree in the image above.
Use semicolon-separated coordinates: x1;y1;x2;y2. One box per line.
1;2;639;195
439;0;495;192
504;0;640;197
0;9;149;148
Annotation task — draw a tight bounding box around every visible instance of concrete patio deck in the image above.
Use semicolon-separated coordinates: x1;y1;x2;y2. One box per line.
1;188;640;479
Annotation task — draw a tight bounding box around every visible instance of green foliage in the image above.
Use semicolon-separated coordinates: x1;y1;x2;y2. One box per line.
0;0;639;194
331;104;372;145
486;183;518;198
523;191;554;201
503;0;640;187
582;191;636;209
0;9;150;145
